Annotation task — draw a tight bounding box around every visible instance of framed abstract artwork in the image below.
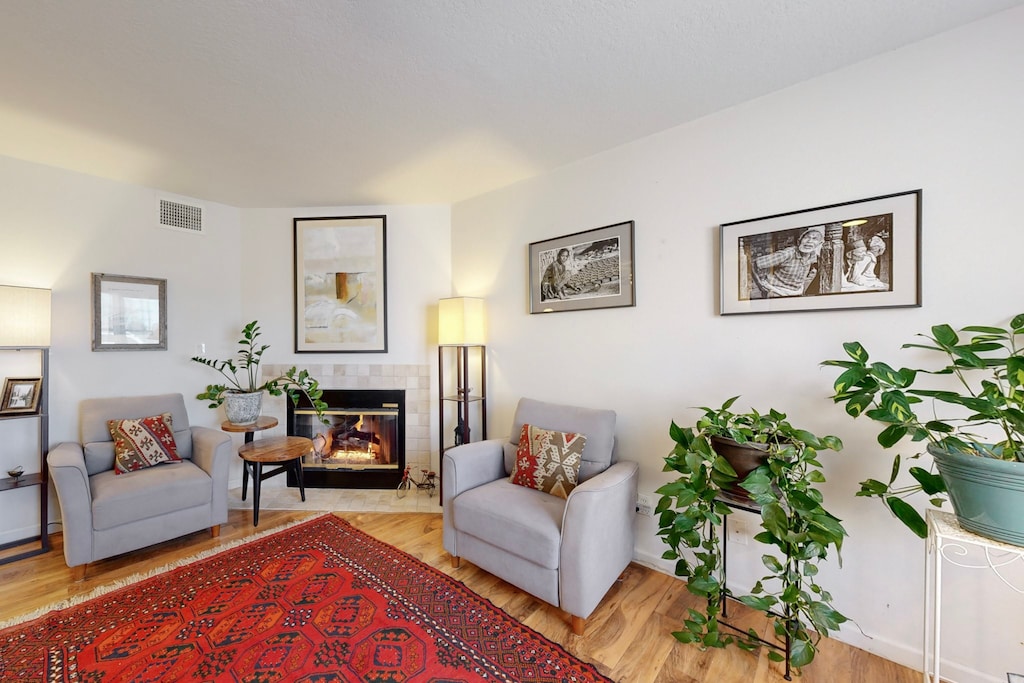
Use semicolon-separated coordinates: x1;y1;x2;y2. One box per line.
294;215;388;352
719;190;922;315
528;221;635;314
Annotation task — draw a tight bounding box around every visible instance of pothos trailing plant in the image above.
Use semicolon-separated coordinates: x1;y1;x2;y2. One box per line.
656;397;848;671
822;313;1024;538
191;320;329;424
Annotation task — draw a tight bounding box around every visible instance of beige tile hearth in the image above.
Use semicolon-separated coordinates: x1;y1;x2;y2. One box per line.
228;485;442;514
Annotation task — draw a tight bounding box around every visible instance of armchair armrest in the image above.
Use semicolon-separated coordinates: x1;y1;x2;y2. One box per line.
190;426;232;476
441;438;507;503
559;460;639;619
47;442;94;568
442;438;506;556
190;425;233;525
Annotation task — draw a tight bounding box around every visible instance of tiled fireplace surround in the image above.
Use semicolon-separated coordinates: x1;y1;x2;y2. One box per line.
260;363;432;477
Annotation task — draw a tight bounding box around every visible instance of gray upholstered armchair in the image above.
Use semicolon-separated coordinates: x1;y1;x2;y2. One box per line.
48;393;233;580
442;398;638;635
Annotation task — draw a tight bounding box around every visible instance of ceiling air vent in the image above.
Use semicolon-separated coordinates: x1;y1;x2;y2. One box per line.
157;198;204;234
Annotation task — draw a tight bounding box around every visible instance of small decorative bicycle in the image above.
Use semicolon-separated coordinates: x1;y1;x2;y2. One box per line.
396;466;437;498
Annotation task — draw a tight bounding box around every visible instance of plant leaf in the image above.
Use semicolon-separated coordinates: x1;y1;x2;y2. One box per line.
886;497;928;538
908;467;946;495
878;424;908;448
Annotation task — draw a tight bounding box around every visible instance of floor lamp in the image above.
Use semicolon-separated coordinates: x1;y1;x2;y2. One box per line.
438;297;486;451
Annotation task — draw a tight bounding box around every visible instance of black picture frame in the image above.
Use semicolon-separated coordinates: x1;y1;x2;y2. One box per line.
720;190;922;315
294;215;388;353
529;220;635;314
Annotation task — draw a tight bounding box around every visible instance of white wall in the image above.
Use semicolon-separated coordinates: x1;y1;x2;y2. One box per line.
0;156;243;544
451;8;1024;682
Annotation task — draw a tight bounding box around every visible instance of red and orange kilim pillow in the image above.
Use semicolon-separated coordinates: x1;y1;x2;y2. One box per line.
108;412;182;474
509;423;587;498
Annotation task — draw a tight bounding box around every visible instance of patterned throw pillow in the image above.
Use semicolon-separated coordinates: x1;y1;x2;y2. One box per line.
108;413;182;474
509;423;587;499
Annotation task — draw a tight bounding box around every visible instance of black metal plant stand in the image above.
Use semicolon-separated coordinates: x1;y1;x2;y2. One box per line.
718;495;794;681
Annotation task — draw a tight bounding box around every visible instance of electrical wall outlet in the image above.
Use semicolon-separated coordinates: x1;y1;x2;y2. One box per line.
636;493;655;516
727;515;749;545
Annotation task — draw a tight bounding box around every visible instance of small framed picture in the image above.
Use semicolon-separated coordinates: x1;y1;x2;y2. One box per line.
91;273;168;351
719;190;921;315
1;377;42;415
529;220;636;314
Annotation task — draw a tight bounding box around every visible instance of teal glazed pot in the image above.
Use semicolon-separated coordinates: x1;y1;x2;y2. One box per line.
929;444;1024;547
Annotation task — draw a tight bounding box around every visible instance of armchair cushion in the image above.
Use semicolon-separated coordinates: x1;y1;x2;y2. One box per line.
91;460;213;530
109;413;182;474
509;423;586;498
453;478;565;569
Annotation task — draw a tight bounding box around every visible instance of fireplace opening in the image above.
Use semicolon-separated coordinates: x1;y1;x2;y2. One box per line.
287;389;405;489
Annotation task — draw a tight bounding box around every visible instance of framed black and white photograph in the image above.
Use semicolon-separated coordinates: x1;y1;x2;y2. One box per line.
529;221;635;314
91;273;167;350
0;377;42;415
294;215;388;353
720;190;921;315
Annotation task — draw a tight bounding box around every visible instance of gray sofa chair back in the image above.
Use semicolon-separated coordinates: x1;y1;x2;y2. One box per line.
501;397;617;482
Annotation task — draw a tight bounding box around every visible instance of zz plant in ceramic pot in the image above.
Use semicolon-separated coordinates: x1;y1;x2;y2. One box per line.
823;313;1024;545
192;320;328;425
656;397;848;672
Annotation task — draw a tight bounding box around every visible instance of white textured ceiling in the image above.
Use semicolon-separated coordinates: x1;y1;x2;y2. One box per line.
0;0;1020;208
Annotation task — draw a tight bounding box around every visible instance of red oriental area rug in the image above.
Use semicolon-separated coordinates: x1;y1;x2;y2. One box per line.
0;514;611;682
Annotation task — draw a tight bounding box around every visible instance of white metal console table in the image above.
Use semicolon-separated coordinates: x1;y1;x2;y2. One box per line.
924;509;1024;683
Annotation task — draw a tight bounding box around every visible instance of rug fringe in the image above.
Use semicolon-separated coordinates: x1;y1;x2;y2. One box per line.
0;513;327;631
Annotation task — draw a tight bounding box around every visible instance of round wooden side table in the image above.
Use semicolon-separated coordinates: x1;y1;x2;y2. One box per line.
237;435;312;527
222;416;279;520
221;415;279;444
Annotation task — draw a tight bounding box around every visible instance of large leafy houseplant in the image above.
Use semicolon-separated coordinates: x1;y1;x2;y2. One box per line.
656;397;847;672
191;320;328;424
823;313;1024;539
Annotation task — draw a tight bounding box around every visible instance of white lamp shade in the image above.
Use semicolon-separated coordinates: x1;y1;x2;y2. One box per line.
0;285;52;347
438;297;486;345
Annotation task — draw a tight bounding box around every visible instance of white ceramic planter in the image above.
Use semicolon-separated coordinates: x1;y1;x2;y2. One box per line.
224;391;262;426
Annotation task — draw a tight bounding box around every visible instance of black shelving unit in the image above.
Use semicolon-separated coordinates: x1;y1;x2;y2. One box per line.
438;344;487;499
0;346;50;564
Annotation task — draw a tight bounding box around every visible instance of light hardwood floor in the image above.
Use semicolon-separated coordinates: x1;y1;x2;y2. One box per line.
0;510;922;683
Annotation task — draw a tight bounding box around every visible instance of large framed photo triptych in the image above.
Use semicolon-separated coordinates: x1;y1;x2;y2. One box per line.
720;190;922;315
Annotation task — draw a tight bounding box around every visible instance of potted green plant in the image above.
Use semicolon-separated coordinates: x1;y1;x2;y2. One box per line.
656;397;847;672
191;320;328;425
823;313;1024;546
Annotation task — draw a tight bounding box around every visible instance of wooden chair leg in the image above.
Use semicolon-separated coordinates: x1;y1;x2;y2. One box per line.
210;525;221;538
571;615;586;636
450;556;461;568
72;564;87;582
